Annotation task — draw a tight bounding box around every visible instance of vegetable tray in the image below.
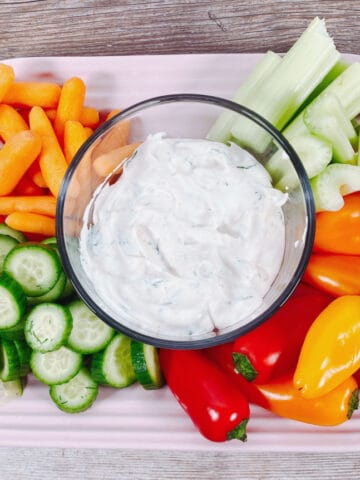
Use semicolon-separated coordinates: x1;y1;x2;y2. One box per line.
2;54;360;451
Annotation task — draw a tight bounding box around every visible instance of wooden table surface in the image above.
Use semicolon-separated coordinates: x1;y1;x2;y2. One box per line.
1;1;359;479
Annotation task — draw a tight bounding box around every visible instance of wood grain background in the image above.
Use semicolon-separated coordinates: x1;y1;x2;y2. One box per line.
0;0;359;58
1;1;360;479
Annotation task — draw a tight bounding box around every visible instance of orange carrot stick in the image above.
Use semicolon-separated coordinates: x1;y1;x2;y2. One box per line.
29;105;58;141
84;127;93;138
44;108;57;122
93;142;141;177
2;82;61;108
80;107;99;128
91;120;130;159
0;196;56;216
54;77;86;141
5;212;55;236
39;134;68;197
27;160;48;188
106;109;121;121
0;104;28;142
0;64;15;102
0;130;41;196
64;120;89;163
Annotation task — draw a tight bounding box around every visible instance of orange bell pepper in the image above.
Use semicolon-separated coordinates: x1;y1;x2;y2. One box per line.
304;253;360;297
314;192;360;255
294;296;360;398
206;343;359;426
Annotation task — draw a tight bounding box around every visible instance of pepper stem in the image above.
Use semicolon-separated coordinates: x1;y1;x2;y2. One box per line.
227;419;248;442
347;388;359;419
232;352;258;382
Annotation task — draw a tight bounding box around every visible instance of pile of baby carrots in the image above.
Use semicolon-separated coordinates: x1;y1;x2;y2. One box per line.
0;63;122;238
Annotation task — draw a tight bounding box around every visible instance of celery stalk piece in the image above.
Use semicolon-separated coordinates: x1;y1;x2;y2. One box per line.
266;134;332;191
229;17;340;153
207;51;282;143
311;164;360;211
303;92;357;164
325;63;360;119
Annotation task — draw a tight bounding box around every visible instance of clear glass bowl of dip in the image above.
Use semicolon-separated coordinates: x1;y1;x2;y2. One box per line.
56;94;315;349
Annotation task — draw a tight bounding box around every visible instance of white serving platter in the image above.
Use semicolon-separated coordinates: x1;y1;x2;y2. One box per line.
1;54;360;451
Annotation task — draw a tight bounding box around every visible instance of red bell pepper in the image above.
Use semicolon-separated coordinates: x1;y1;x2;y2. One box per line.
230;283;332;383
159;348;250;443
206;342;358;426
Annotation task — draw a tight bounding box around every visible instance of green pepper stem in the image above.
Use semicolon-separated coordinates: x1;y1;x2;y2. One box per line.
232;352;258;382
227;419;248;442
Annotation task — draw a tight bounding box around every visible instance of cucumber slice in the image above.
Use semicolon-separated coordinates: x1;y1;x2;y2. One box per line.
0;377;23;404
67;300;115;354
0;318;25;341
130;340;164;390
25;303;72;353
27;271;67;305
0;272;27;329
3;243;62;297
41;237;57;246
49;367;98;414
0;224;26;243
91;334;136;388
0;339;21;381
13;339;31;376
0;234;18;272
30;346;82;385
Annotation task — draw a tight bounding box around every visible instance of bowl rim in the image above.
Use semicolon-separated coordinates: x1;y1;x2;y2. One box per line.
56;93;315;349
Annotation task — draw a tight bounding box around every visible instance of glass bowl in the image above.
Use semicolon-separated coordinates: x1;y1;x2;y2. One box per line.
56;94;315;349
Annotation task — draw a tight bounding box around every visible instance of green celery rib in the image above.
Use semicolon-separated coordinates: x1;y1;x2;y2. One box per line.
311;164;360;211
325;63;360;119
266;133;332;191
207;51;282;143
303;92;357;164
229;17;340;153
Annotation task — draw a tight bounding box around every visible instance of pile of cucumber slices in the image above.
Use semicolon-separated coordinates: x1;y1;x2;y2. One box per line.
0;224;163;413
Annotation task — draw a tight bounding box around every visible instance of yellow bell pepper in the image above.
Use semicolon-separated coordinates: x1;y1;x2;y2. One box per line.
294;295;360;398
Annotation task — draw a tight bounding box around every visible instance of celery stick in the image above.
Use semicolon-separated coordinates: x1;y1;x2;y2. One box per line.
325;63;360;119
207;51;282;143
229;17;340;153
303;92;357;164
266;134;332;191
311;164;360;211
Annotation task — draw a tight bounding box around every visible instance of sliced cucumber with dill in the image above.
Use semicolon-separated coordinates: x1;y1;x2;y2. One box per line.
49;367;99;414
27;271;67;305
3;243;62;297
30;346;82;385
0;224;26;243
0;318;25;341
25;303;72;353
67;300;115;354
0;339;21;381
91;334;136;388
13;339;31;376
0;272;27;329
0;377;23;404
130;340;164;390
0;234;18;272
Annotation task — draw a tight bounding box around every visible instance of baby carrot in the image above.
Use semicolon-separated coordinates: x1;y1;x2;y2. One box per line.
0;130;42;196
0;104;28;142
6;212;55;236
27;160;48;188
64;120;89;163
39;134;68;197
2;82;61;108
29;105;58;141
0;64;15;102
84;127;93;138
93;142;141;177
44;108;57;122
54;77;86;141
80;107;99;128
106;109;121;121
0;196;56;217
91;120;130;159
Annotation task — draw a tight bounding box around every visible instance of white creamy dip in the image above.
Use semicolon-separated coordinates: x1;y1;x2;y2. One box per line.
80;133;287;337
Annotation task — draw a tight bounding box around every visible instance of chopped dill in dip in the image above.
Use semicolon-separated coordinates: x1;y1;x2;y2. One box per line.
80;133;287;337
